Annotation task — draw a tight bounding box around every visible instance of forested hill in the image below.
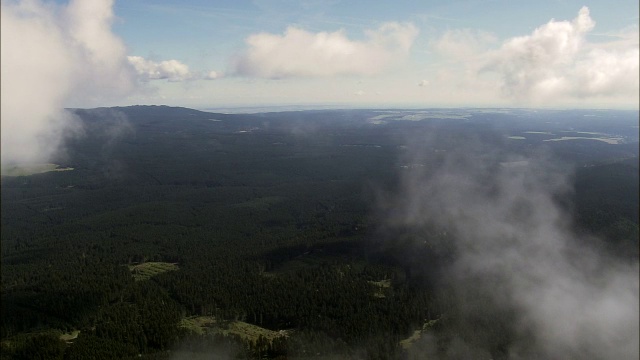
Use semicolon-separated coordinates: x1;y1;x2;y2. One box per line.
75;105;214;118
1;107;638;359
69;105;261;131
70;105;389;130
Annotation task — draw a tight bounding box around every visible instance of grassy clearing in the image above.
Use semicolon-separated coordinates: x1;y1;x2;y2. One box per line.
59;330;80;343
1;329;77;351
180;316;217;335
368;279;391;298
180;316;288;343
128;262;179;281
400;330;422;349
399;319;439;350
1;163;74;176
223;321;289;342
368;279;391;288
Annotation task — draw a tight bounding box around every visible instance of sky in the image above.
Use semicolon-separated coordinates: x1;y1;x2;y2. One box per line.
2;0;639;111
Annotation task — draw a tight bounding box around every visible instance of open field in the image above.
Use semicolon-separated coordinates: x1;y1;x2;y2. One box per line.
181;316;288;343
368;279;392;298
400;330;422;350
180;316;218;336
223;321;289;343
128;262;179;281
59;330;80;343
400;319;440;350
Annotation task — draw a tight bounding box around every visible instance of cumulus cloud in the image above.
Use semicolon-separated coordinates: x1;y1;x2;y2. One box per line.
63;0;135;99
233;22;418;78
570;47;639;97
385;137;639;358
0;0;216;167
1;0;136;166
127;56;221;82
482;7;639;101
128;56;194;82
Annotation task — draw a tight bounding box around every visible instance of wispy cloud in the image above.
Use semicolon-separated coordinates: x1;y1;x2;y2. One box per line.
232;22;418;78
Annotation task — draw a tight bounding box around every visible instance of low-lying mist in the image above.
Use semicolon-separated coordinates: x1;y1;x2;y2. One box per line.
381;137;639;359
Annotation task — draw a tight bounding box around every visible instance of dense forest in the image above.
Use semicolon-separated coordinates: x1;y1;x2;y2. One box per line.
1;107;638;359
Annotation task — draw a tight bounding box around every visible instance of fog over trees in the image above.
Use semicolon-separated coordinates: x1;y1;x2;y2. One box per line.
1;106;637;359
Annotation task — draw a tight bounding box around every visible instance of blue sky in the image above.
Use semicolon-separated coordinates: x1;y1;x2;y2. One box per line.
0;0;638;165
110;0;639;109
2;0;639;114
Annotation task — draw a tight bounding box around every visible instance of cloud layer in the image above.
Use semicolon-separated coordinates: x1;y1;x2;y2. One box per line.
1;0;136;166
0;0;215;166
233;22;418;78
483;7;639;101
387;139;639;358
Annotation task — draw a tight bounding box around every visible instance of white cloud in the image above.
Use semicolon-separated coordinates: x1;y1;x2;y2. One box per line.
233;22;418;78
418;80;429;87
205;70;220;80
482;7;639;101
127;56;221;82
128;56;195;82
64;0;134;99
570;47;639;97
390;142;639;358
1;0;136;166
